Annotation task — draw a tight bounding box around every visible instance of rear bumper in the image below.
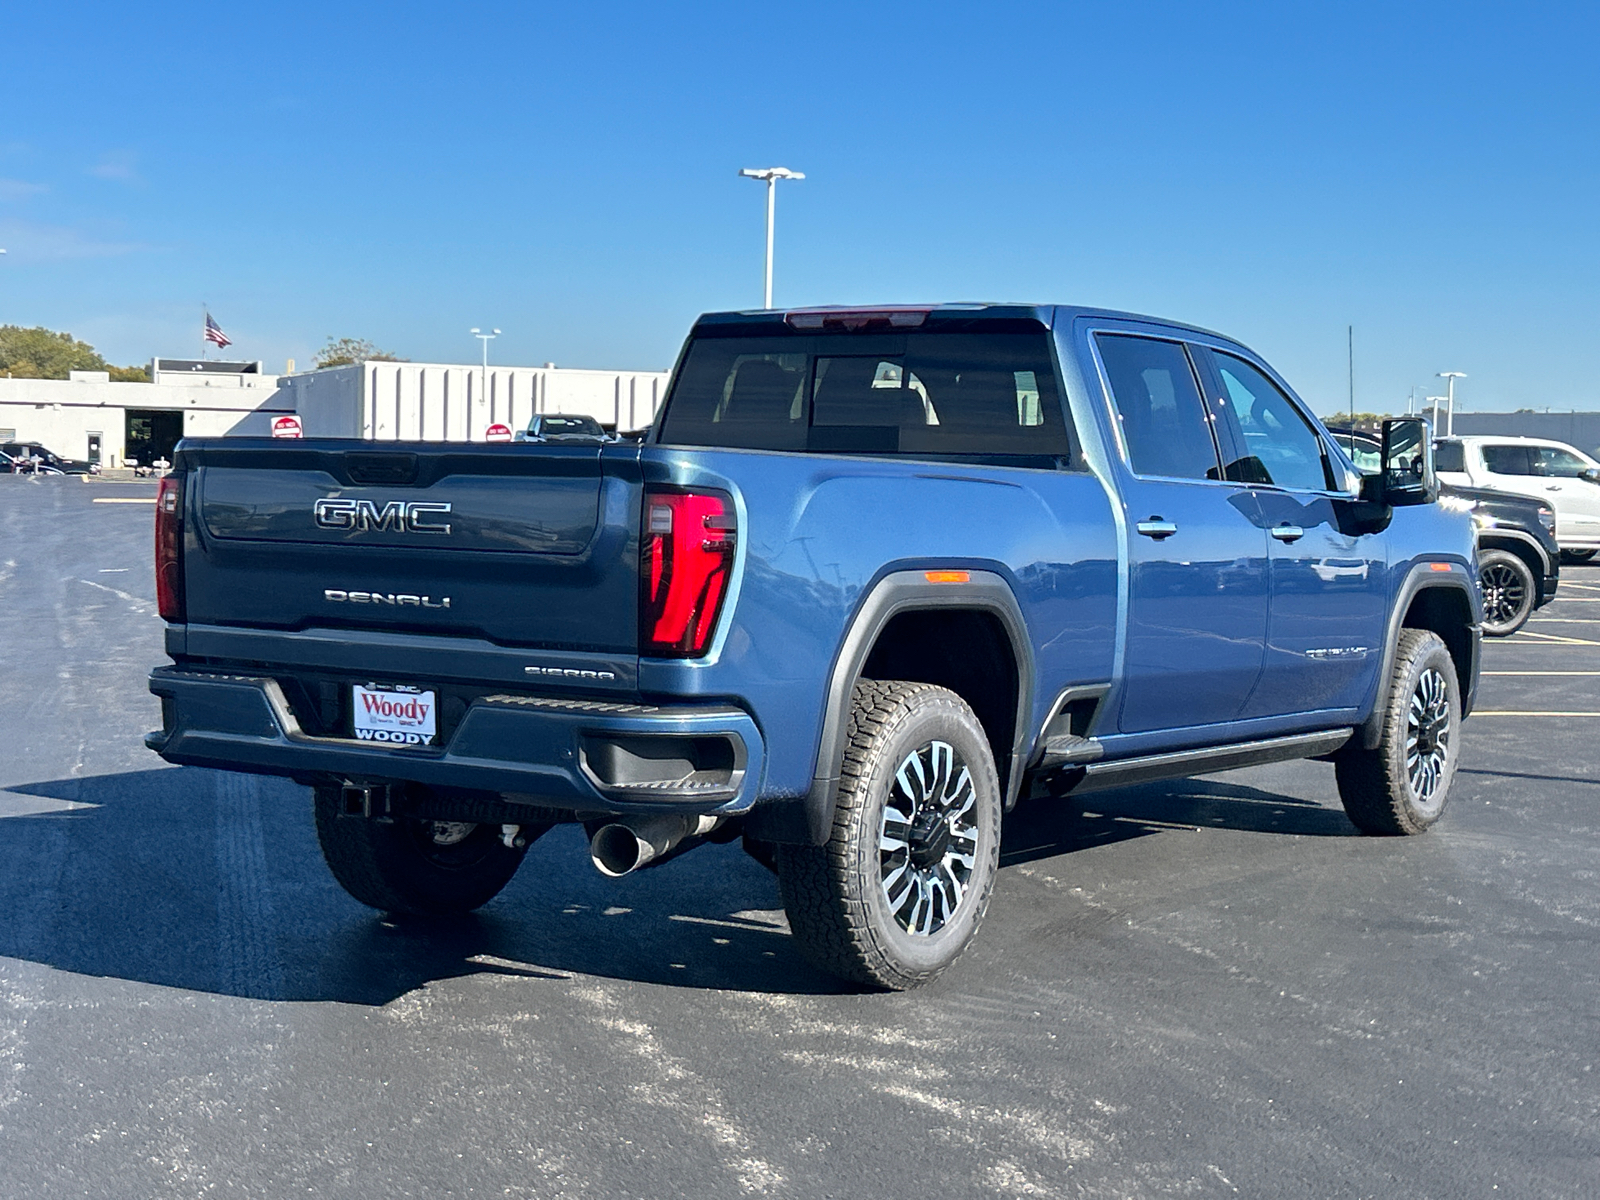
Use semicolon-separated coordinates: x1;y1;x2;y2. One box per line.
146;667;763;816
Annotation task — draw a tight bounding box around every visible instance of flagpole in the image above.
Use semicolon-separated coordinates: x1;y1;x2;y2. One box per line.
202;303;208;360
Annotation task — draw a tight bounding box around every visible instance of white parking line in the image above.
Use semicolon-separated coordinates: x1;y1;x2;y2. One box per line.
1474;710;1600;717
1529;618;1600;624
1499;632;1600;645
1482;670;1600;675
90;497;154;504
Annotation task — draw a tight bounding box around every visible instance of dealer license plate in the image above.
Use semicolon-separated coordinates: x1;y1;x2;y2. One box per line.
351;684;438;746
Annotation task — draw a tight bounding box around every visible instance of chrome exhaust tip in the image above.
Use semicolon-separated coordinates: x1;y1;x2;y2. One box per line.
588;814;723;877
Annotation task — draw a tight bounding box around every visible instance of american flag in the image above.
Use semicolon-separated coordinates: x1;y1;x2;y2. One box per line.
204;312;232;348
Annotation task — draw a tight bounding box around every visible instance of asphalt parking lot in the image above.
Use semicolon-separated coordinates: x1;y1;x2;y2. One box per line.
2;474;1598;1199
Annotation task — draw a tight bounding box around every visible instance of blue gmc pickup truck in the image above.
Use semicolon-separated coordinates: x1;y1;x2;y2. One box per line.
147;304;1480;989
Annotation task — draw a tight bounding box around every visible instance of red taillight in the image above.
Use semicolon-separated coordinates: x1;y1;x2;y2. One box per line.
640;488;736;657
155;475;185;622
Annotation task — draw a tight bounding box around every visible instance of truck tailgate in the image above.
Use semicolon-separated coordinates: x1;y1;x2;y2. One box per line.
179;439;641;654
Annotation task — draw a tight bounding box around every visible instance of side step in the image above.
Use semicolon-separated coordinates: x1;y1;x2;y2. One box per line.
1049;729;1354;796
1037;733;1105;768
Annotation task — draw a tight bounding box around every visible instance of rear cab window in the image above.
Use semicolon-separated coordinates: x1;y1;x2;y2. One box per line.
656;316;1073;466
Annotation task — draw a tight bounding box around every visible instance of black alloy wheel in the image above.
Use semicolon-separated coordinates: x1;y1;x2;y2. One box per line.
1477;549;1536;636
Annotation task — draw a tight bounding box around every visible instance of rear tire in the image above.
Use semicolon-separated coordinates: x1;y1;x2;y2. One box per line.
775;681;1002;990
313;786;527;915
1334;629;1460;836
1478;548;1536;636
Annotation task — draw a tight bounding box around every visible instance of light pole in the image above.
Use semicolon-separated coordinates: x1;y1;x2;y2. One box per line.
739;167;804;308
471;327;500;416
1427;396;1447;430
1438;371;1466;436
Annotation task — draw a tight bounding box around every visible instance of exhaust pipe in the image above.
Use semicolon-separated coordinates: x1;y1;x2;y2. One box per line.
589;814;724;877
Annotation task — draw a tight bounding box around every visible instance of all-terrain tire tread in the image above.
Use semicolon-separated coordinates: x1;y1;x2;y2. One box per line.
1335;628;1457;836
776;680;999;990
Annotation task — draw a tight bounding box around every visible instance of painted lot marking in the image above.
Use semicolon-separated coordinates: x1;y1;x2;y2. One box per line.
1499;631;1600;646
1529;618;1600;624
90;497;154;504
1473;711;1600;717
1482;671;1600;676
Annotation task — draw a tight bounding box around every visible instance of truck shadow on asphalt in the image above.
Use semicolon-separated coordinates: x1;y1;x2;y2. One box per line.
1000;778;1359;869
0;765;1357;1004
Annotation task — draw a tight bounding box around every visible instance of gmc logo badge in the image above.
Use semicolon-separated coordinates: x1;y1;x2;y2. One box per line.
313;498;452;535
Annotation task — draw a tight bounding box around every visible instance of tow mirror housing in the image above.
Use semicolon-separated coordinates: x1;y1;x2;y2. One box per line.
1359;417;1437;507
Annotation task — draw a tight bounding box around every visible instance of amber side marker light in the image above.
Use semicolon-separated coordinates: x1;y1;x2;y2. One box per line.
925;570;971;584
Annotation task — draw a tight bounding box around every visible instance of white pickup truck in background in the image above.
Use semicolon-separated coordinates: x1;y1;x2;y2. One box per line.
1435;434;1600;560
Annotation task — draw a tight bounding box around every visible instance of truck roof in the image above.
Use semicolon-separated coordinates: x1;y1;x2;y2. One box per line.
691;303;1232;342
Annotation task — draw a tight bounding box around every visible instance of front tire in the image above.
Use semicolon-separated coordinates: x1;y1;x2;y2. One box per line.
1334;629;1460;835
775;681;1002;990
1561;548;1597;565
313;786;528;915
1478;548;1536;636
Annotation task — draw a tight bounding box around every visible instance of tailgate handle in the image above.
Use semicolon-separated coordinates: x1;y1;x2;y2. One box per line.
346;452;420;485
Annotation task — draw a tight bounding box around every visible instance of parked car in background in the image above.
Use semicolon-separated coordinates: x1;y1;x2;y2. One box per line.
513;414;613;443
1;441;98;475
1434;435;1600;564
1330;428;1559;635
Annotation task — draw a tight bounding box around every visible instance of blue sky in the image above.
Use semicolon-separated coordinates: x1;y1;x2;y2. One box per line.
1;1;1595;416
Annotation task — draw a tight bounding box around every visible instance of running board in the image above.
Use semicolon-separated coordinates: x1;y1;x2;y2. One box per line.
1065;729;1353;794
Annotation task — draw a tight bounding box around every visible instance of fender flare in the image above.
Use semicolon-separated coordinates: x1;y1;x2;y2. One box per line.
1475;528;1554;577
1359;562;1481;749
748;568;1034;846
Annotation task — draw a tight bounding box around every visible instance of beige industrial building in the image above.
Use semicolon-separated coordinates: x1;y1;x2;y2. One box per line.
1;357;670;468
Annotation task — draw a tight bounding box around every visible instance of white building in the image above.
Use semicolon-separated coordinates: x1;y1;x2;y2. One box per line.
0;359;288;469
0;357;671;468
280;360;669;441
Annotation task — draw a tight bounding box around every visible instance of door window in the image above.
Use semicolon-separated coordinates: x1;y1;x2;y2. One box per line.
1534;447;1593;477
1434;440;1466;472
1094;335;1220;481
1211;352;1334;492
1481;444;1536;475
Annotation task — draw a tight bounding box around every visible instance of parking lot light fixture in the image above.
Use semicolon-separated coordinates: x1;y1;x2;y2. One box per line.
472;328;501;418
739;167;805;309
1439;372;1467;436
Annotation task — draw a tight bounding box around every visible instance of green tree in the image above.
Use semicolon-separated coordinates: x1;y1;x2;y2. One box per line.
0;325;108;378
314;337;405;369
107;364;150;382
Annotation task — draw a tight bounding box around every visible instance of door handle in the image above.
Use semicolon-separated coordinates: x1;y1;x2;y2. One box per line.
1136;518;1178;540
1270;523;1305;543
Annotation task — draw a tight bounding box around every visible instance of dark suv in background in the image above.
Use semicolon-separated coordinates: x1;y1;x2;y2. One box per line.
1329;428;1559;635
2;441;98;476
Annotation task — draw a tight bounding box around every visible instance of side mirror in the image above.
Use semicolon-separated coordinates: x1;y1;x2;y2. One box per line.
1359;417;1438;507
1581;467;1600;486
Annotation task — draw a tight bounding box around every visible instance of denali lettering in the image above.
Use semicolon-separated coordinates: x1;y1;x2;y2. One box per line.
313;498;453;535
524;665;618;682
325;589;451;608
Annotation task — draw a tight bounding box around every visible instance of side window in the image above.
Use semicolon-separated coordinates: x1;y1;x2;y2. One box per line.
1433;440;1466;472
1212;352;1334;492
1094;334;1220;481
1535;447;1591;477
1481;444;1535;476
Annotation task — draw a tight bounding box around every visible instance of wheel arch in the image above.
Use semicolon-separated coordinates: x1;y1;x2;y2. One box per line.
751;568;1034;845
1359;563;1480;749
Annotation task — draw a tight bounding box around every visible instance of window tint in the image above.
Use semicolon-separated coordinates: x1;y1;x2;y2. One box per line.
1094;334;1220;481
1535;446;1592;477
1212;352;1333;491
658;332;1069;459
1433;440;1465;472
1481;444;1536;476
